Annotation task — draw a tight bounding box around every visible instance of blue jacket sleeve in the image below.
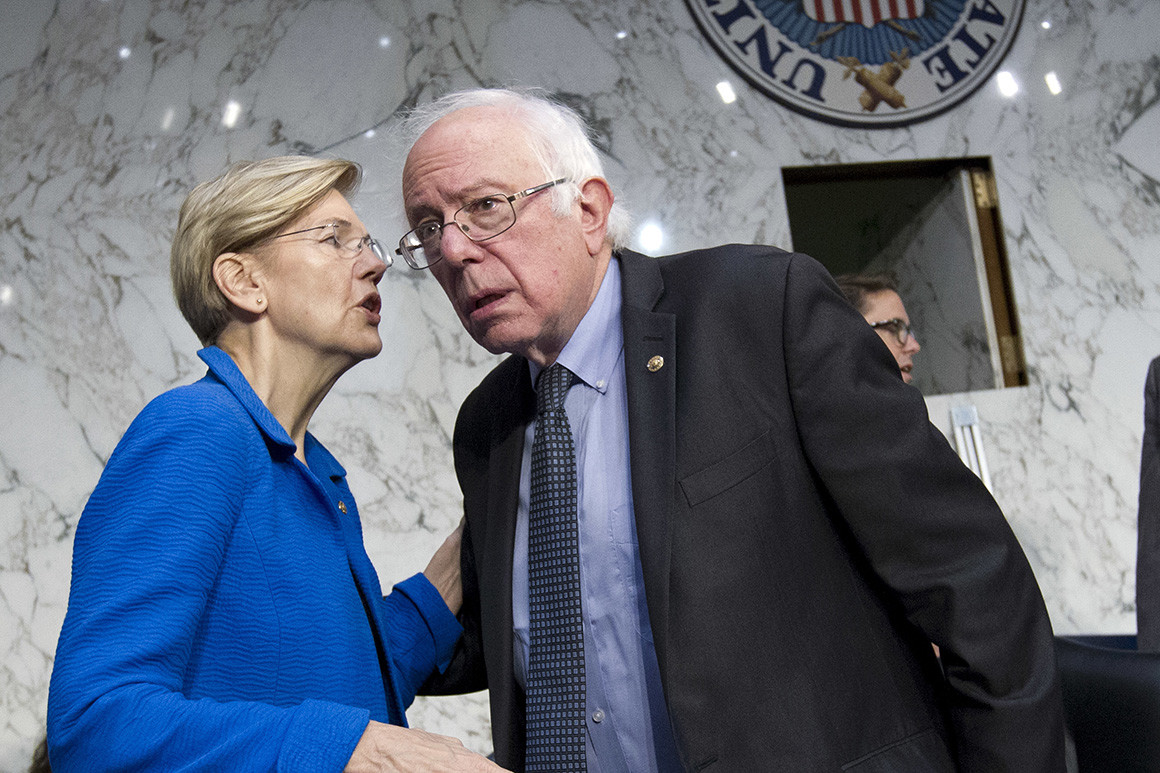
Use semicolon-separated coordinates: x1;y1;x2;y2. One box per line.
47;390;368;772
382;574;464;704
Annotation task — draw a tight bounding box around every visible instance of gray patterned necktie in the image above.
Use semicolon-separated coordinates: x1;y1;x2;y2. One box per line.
526;363;587;772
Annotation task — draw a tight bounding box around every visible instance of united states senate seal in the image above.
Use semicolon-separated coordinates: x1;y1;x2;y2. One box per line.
686;0;1026;127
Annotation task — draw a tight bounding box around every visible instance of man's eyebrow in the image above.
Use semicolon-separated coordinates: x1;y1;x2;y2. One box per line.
410;180;513;210
405;202;442;223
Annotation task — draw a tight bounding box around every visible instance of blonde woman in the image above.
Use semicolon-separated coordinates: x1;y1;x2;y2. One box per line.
48;157;502;772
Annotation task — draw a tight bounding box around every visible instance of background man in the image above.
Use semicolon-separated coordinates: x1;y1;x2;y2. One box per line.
401;88;1065;772
836;272;922;384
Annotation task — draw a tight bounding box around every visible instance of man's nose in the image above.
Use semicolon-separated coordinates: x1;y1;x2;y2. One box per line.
438;221;479;265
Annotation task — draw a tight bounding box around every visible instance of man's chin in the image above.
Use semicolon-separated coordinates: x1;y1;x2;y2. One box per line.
468;323;522;357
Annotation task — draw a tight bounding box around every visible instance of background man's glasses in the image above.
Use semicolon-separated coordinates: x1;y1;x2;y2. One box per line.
396;178;567;270
270;222;390;266
870;317;916;346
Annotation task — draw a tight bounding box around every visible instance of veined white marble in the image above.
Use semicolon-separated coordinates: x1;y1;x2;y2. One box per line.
2;0;1158;768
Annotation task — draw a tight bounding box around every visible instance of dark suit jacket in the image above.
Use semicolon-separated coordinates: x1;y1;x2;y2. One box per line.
427;246;1065;772
1139;356;1160;651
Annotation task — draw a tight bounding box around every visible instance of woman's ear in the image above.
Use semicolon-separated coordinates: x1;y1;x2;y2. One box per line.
576;177;614;256
212;252;265;314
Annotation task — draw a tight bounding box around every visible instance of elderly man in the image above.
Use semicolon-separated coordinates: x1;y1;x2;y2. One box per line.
400;88;1064;772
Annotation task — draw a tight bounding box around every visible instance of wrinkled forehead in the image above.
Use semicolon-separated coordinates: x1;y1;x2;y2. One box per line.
403;107;542;202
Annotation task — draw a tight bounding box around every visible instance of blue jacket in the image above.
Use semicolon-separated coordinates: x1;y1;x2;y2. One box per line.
48;347;461;772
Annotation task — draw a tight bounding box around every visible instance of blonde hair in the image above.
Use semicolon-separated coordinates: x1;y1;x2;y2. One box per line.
171;156;360;345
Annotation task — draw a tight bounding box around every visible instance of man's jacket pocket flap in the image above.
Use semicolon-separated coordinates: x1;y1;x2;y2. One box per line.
679;428;774;507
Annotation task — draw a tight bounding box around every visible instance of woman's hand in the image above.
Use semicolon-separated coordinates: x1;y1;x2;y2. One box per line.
423;519;464;614
344;721;508;772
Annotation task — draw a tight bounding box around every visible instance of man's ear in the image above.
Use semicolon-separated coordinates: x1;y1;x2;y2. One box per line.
576;177;614;256
212;252;265;314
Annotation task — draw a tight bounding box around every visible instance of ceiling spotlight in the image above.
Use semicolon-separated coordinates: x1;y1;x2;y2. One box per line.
222;100;242;128
996;71;1019;98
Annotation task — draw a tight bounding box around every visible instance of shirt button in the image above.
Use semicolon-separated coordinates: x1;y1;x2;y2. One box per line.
591;709;605;723
337;501;347;513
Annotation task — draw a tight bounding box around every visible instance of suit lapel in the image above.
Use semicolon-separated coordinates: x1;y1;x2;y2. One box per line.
618;251;677;657
483;359;533;760
486;367;530;622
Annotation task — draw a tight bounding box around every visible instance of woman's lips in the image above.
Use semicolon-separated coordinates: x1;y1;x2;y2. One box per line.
360;293;382;323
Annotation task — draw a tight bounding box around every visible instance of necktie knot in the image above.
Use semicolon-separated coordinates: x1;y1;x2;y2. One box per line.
536;363;574;415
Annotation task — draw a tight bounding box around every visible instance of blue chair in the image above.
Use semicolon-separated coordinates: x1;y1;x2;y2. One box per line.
1053;635;1160;773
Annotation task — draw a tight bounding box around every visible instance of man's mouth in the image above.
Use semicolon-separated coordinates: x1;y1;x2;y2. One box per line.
470;292;505;312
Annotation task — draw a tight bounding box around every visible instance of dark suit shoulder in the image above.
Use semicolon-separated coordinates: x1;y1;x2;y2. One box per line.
652;243;794;280
619;244;837;324
455;355;532;452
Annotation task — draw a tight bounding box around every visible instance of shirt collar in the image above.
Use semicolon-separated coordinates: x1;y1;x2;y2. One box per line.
529;257;624;395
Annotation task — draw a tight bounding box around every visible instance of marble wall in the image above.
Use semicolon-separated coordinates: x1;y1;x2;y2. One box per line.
2;0;1157;767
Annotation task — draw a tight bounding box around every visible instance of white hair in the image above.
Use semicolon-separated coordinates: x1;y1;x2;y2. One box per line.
398;88;632;249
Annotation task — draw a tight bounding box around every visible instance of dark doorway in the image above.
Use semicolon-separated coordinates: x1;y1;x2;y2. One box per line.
783;158;1027;396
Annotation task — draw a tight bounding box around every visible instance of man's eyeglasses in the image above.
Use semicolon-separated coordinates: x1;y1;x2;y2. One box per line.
269;222;391;267
396;178;568;270
870;318;916;346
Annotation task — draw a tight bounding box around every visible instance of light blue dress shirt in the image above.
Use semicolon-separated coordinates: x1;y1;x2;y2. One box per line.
512;259;681;772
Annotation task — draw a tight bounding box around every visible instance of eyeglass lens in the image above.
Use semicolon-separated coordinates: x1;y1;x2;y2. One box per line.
872;319;912;345
398;179;566;269
326;223;387;264
890;322;912;345
403;196;517;269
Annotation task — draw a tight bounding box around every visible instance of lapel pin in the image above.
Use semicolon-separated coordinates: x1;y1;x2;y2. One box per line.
647;355;664;372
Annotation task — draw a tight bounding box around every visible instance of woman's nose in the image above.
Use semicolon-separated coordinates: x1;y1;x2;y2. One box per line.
357;248;387;284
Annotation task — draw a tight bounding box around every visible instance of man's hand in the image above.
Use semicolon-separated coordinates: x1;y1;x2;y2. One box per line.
344;721;508;772
423;519;464;614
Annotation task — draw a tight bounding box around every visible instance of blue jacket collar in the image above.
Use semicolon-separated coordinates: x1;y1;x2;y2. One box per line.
197;347;305;459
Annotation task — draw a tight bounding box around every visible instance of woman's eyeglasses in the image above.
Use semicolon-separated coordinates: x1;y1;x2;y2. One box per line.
269;222;390;266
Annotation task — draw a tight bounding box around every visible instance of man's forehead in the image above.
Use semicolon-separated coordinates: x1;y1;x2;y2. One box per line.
402;165;521;216
410;106;520;158
403;115;540;206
